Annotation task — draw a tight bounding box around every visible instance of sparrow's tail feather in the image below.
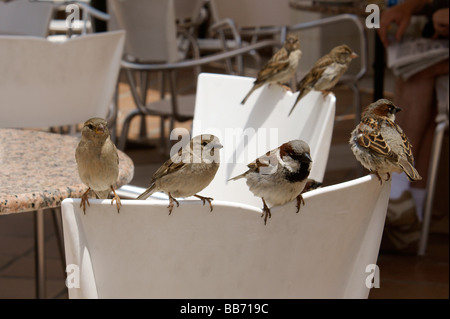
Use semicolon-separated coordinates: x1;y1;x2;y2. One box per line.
94;190;111;199
288;88;309;116
228;173;246;182
399;159;422;182
136;184;156;200
240;84;260;105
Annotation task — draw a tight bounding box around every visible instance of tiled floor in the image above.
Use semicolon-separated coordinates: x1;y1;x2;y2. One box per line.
0;70;448;299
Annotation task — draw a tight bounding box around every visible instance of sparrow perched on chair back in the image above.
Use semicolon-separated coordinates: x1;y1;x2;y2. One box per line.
136;134;223;214
241;33;302;105
289;44;358;116
229;140;312;225
76;117;121;213
349;99;422;183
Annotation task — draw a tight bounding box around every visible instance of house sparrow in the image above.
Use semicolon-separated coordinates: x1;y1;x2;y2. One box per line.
136;134;223;214
289;44;358;116
349;99;422;183
76;117;121;213
240;33;302;105
229;140;312;225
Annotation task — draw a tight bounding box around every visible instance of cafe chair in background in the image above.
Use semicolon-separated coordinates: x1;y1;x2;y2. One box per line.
61;174;390;298
0;31;124;134
0;30;125;298
0;0;53;37
109;0;280;153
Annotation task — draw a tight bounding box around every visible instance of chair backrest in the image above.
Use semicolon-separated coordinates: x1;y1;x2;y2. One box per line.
108;0;179;63
174;0;204;26
0;31;125;128
0;0;54;37
190;73;335;207
209;0;291;30
61;174;390;298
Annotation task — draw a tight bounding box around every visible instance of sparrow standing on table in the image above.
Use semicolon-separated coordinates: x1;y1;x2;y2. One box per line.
136;134;223;214
229;140;312;225
76;117;121;213
349;99;422;183
241;33;302;105
289;44;358;115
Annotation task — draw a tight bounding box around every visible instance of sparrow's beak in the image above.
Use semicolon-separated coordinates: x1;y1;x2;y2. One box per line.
302;152;313;163
394;107;402;113
351;52;358;59
95;125;105;135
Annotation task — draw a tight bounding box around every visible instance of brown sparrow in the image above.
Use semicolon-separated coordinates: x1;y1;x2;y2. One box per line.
136;134;223;214
289;44;358;116
229;140;312;225
241;33;302;105
76;117;121;213
349;99;422;183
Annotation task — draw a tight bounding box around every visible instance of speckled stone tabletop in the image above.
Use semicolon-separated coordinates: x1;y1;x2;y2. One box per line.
0;128;134;215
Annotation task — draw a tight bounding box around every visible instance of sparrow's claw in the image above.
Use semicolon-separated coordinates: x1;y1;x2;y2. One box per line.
385;172;391;181
261;198;272;225
194;194;214;212
295;194;305;213
167;193;179;215
110;186;122;213
279;83;292;92
80;188;91;214
373;171;384;184
320;90;331;97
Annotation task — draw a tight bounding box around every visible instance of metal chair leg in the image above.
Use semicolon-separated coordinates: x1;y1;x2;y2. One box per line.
34;209;46;299
117;108;142;150
418;121;448;255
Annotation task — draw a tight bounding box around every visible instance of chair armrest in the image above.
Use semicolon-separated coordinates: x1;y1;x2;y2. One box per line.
121;39;279;71
76;2;110;21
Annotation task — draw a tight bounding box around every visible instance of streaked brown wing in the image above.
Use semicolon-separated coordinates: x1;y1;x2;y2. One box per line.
255;48;290;83
390;119;414;162
151;158;186;182
247;149;278;173
355;118;398;161
297;54;331;89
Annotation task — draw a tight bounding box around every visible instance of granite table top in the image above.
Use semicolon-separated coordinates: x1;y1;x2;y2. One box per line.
0;128;134;215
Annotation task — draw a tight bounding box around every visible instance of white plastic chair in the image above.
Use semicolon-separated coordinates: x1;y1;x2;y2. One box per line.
61;174;390;298
0;0;53;37
190;73;335;207
0;31;125;130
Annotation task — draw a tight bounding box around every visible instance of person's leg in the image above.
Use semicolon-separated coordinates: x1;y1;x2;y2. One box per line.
393;59;448;219
382;59;448;252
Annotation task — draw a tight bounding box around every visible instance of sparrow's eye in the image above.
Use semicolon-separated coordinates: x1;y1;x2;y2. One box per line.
87;124;94;130
201;141;209;147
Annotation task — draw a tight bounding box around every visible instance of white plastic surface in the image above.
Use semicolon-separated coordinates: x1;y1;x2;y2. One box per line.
61;175;390;299
191;73;335;208
0;0;53;37
108;0;179;63
0;31;125;128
